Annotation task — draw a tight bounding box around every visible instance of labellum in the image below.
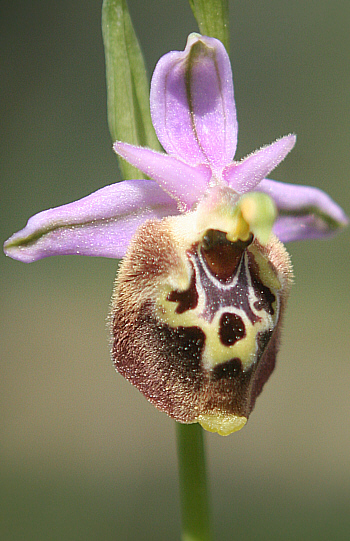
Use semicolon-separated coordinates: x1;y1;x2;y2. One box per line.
111;189;293;435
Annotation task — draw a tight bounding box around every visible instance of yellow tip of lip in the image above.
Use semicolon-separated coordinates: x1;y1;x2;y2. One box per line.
197;413;247;436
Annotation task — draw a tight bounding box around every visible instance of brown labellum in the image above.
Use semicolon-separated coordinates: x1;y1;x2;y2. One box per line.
111;211;292;435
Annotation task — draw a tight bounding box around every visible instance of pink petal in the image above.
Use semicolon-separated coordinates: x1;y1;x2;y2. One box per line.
114;141;212;210
223;135;296;193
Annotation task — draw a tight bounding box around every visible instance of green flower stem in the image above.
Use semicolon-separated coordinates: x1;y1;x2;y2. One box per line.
176;422;213;541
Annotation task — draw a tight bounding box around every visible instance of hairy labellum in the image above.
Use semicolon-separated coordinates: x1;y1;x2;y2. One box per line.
111;192;293;435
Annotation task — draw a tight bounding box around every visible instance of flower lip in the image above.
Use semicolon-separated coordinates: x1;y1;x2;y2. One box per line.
111;189;293;430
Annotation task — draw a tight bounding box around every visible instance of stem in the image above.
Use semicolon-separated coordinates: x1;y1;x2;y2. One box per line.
176;422;213;541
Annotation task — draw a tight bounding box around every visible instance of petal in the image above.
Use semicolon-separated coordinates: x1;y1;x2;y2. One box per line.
114;141;212;210
150;33;238;170
3;180;179;262
223;135;296;193
256;178;349;242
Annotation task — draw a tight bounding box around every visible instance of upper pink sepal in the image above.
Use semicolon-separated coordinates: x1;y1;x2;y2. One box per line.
150;34;238;173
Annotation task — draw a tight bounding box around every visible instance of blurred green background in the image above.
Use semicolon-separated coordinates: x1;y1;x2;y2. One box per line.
1;1;349;539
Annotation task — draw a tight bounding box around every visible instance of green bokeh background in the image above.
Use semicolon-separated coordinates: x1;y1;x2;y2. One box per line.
1;1;349;539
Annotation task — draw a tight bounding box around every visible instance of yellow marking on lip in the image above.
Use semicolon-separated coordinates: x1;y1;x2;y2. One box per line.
249;244;281;292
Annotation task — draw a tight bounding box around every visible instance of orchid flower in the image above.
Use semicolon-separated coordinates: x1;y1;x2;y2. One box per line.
4;34;347;436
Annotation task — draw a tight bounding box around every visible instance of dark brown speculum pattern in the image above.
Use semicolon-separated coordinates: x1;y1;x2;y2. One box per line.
219;312;246;346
